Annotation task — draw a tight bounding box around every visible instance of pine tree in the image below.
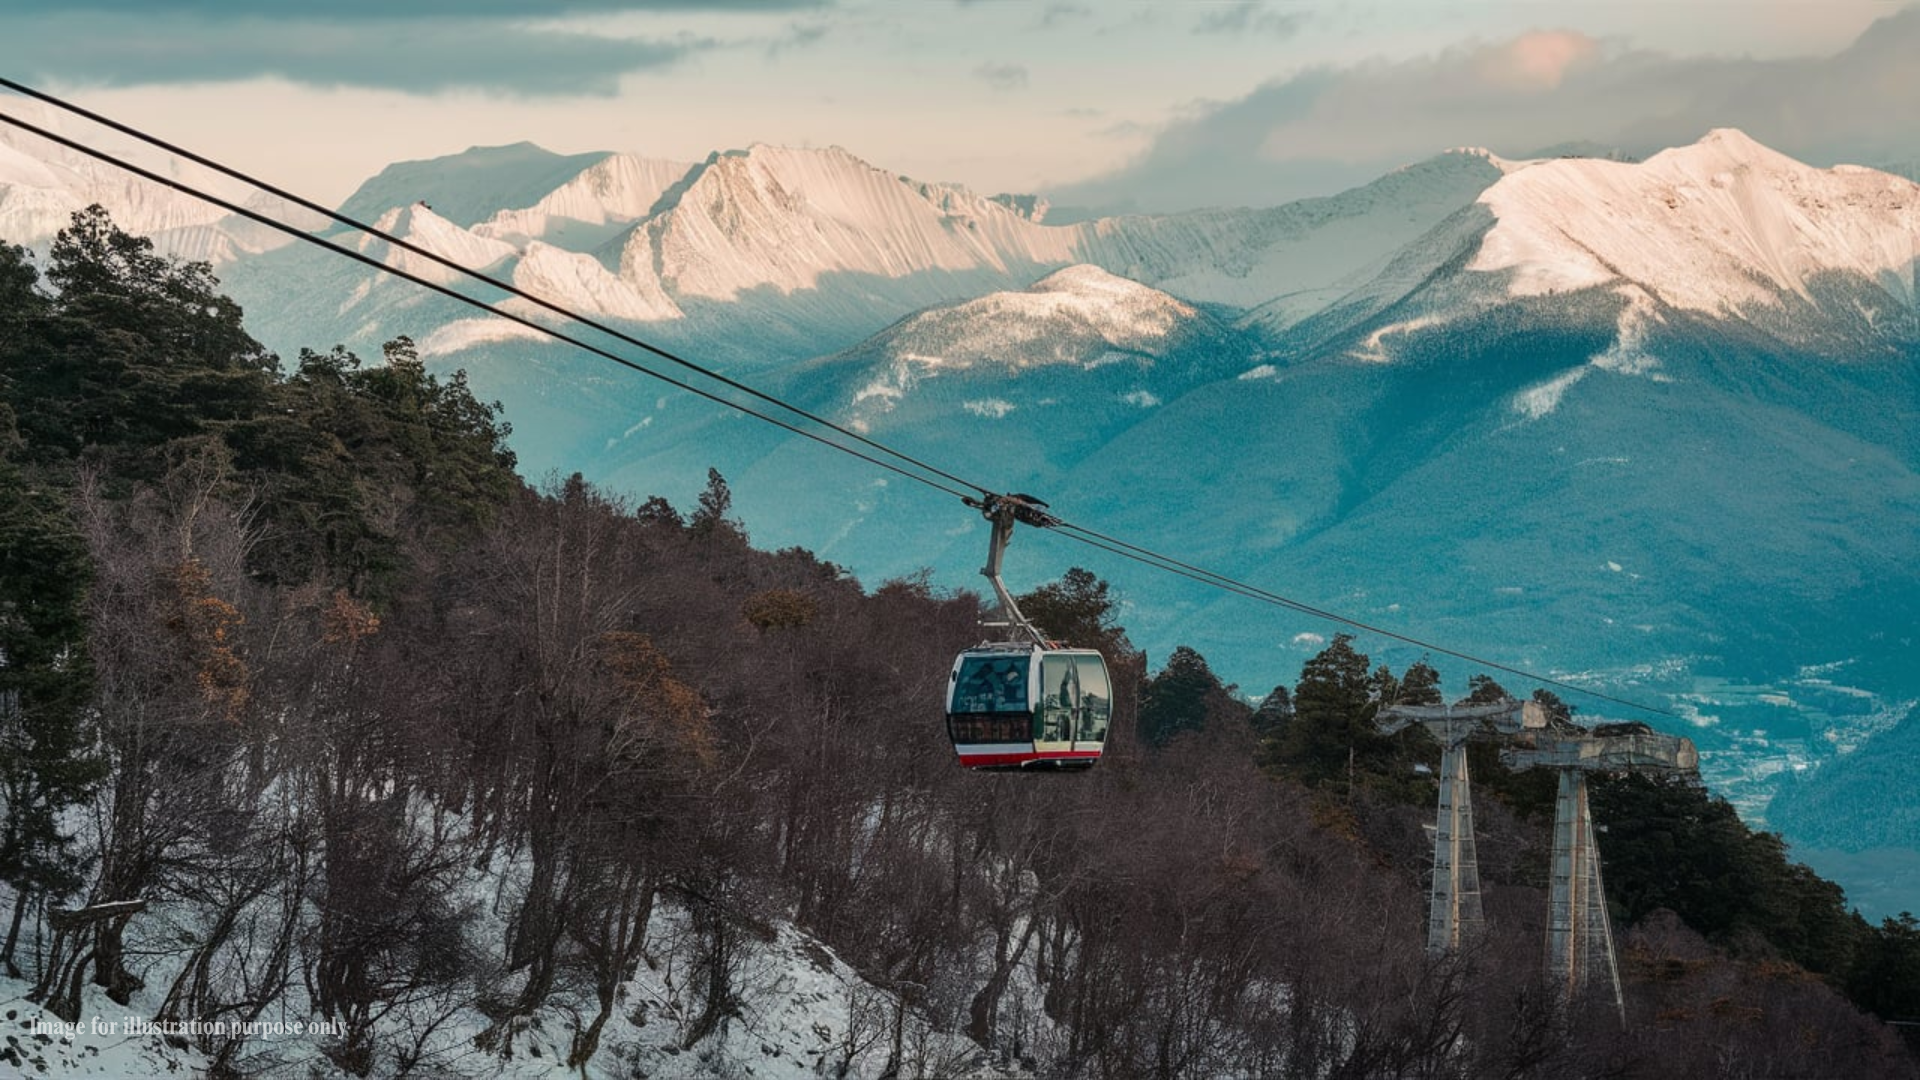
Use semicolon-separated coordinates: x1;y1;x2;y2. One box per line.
0;449;102;971
1271;633;1383;786
1462;673;1511;705
1017;567;1132;655
690;467;744;542
1138;646;1245;747
1251;684;1293;739
1369;663;1399;708
1400;659;1443;706
1531;687;1574;724
26;205;274;470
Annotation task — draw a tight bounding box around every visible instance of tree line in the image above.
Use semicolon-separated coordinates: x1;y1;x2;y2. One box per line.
0;207;1914;1078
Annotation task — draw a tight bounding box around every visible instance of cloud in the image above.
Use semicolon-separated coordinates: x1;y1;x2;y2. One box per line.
1051;8;1920;213
0;0;822;16
0;14;699;95
1473;30;1599;91
1040;4;1092;29
0;1;825;95
973;62;1030;92
1194;2;1304;38
766;20;830;58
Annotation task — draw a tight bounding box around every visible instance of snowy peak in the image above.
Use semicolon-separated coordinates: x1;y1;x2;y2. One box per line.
821;264;1217;435
1031;262;1179;302
1150;145;1513;327
472;152;695;251
1437;146;1523;172
1674;127;1803;171
336;142;611;230
360;202;516;283
0;107;249;254
621;143;1079;303
1469;128;1919;322
883;263;1199;372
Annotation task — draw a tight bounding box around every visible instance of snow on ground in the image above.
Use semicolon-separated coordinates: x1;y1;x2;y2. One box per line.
0;978;211;1079
0;907;1010;1080
1;830;1024;1080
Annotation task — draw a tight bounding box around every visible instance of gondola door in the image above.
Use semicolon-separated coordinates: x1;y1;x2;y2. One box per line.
1035;651;1077;760
1070;652;1112;760
1037;650;1108;768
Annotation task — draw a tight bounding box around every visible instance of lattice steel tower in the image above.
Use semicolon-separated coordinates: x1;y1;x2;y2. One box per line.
1377;700;1547;954
1502;723;1699;1020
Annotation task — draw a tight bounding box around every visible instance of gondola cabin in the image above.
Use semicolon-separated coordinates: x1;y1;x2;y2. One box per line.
946;645;1111;770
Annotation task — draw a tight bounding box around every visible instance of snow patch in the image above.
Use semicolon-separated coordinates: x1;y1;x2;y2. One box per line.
1512;367;1588;419
852;379;905;407
1350;315;1444;363
1590;287;1666;377
512;241;682;321
963;398;1016;419
417;317;546;358
1677;701;1722;729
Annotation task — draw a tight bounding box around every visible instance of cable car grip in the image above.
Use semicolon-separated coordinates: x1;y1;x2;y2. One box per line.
962;492;1058;646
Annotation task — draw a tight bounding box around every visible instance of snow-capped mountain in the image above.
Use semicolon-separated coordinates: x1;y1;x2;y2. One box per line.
1301;129;1920;363
471;151;695;251
1474;130;1915;318
4;123;1918;915
3;123;1520;364
821;263;1211;432
0;104;322;262
10;119;1911;368
334;141;616;232
768;264;1241;479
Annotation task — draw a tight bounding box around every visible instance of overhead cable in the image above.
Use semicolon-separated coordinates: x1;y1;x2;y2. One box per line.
0;75;990;501
0;108;976;501
0;86;1676;718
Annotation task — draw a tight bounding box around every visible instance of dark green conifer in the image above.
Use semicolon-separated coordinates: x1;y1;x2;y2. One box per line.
1139;645;1240;746
0;441;102;970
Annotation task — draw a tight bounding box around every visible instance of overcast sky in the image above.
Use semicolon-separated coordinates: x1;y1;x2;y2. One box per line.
0;0;1912;213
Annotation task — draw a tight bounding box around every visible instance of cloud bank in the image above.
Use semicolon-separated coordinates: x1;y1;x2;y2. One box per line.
1052;8;1920;213
0;1;825;96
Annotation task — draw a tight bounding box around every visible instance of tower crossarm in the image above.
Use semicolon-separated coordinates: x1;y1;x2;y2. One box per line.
1500;726;1699;775
1375;700;1549;743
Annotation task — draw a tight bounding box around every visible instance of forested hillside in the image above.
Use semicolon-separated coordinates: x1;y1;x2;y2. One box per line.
1;208;1915;1078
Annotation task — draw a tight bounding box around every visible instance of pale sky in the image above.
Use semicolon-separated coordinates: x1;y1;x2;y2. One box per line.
0;0;1912;213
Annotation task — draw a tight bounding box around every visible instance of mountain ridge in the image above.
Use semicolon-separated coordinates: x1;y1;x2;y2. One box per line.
3;126;1916;920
